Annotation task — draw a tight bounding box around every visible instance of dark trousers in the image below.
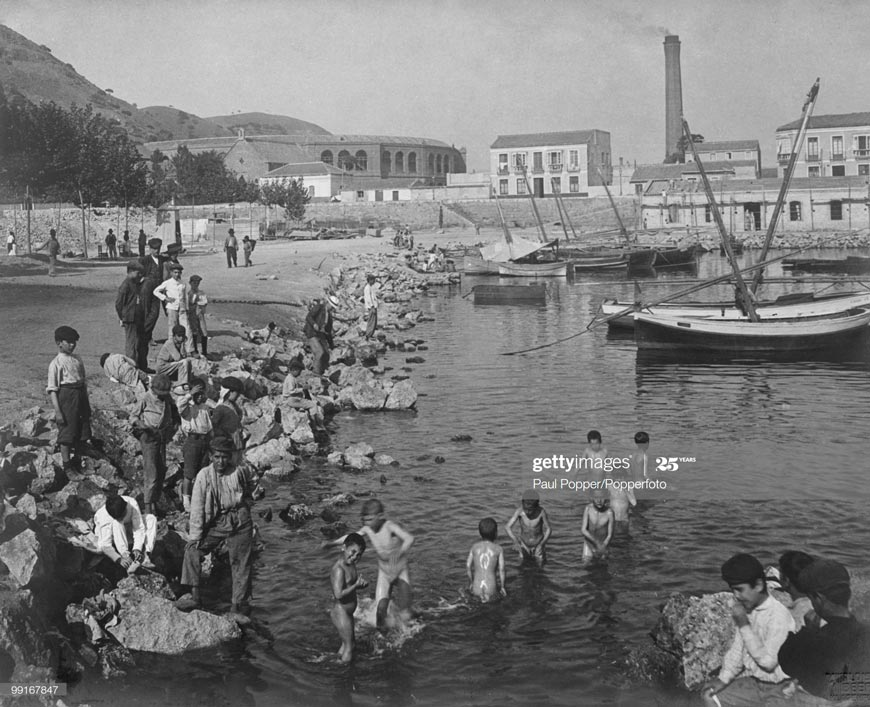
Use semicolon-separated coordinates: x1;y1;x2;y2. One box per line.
181;506;253;606
365;309;377;340
140;433;167;505
183;434;211;481
124;320;148;370
308;336;330;374
141;279;162;341
57;385;92;446
108;243;117;259
226;248;237;268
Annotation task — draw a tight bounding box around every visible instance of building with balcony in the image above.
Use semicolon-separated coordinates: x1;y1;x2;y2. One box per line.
489;130;611;198
775;112;870;178
684;139;761;173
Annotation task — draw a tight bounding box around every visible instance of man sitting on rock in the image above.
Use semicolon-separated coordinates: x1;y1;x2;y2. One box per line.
94;494;156;574
778;559;870;703
176;437;260;617
101;352;149;393
156;324;193;393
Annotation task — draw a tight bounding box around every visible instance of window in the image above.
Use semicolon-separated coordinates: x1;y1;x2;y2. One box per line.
517;178;527;195
777;138;792;158
308;185;315;198
547;151;562;169
569;176;579;193
789;201;801;221
408;152;417;173
356;190;364;198
807;137;819;161
808;165;820;177
726;152;732;159
428;154;435;172
498;153;508;174
832;136;844;160
856;135;870;158
355;150;367;171
320;150;333;165
338;150;354;170
831;200;843;220
533;152;543;171
395;151;404;172
859;164;870;176
436;155;442;173
832;165;845;177
392;191;400;201
513;152;527;168
568;150;579;169
499;179;508;195
705;204;712;223
444;157;450;174
551;177;561;193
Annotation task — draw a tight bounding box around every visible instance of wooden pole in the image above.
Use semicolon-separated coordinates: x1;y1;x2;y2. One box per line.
78;191;88;259
25;185;32;255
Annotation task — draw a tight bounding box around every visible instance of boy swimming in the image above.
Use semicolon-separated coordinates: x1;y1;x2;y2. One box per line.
330;533;368;663
505;490;552;565
466;517;506;602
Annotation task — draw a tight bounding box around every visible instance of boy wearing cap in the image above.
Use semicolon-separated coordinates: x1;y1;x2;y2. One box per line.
505;490;552;566
154;263;192;353
187;275;209;357
702;553;794;707
132;373;180;515
304;296;337;375
224;229;238;268
177;436;259;615
177;376;213;512
779;559;870;701
140;238;165;348
156;325;193;390
212;376;246;465
116;260;146;368
47;326;95;471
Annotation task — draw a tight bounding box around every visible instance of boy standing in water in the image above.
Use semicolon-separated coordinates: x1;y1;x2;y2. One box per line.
581;489;614;560
505;490;552;565
581;430;608;464
631;431;650;479
330;533;368;663
329;499;415;630
466;517;506;602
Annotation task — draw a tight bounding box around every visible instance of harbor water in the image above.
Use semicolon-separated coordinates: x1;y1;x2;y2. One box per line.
71;249;870;706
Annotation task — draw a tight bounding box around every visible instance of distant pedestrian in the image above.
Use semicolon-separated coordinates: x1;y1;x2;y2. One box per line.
363;274;378;340
304;295;337;374
115;259;147;369
122;229;131;256
7;229;16;256
242;236;253;267
47;228;60;276
224;229;238;268
138;229;147;257
105;229;118;259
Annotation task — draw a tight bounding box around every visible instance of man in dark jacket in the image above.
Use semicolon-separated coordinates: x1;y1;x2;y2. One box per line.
138;228;147;257
140;238;165;349
115;260;146;369
304;295;337;374
778;559;870;702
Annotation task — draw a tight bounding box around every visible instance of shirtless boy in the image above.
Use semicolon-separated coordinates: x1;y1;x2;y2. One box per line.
330;533;368;663
329;498;415;630
581;489;614;560
581;430;608;464
466;517;506;602
505;490;552;565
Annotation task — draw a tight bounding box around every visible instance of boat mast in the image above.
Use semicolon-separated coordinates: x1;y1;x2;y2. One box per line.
682;117;759;322
491;186;514;245
519;168;548;242
597;167;630;244
750;78;820;294
551;178;575;241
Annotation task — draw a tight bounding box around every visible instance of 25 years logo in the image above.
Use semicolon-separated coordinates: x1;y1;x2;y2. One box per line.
655;456;696;472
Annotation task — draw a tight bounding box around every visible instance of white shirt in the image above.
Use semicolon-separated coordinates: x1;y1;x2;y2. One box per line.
364;282;379;311
94;496;146;555
153;277;188;311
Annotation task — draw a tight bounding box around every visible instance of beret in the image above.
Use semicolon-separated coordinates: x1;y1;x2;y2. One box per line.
210;437;235;453
148;238;162;248
221;376;244;393
54;325;79;342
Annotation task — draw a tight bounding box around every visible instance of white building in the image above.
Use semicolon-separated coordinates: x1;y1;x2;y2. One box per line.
258;162;354;201
776;112;870;178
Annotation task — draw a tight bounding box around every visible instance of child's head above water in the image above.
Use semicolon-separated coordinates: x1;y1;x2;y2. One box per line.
478;517;497;541
634;431;650;448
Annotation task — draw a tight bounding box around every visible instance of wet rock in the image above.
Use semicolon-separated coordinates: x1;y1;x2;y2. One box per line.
450;434;473;442
374;454;395;466
279;504;315;527
320;507;340;523
344;442;374;459
344;454;373;472
321;493;355;507
350;382;387;411
385;380;417;410
262;463;297;482
434;456;445;464
405;356;425;364
0;521;56;588
354;342;379;366
320;522;348;539
245;438;289;470
326;451;344;466
298;442;320;457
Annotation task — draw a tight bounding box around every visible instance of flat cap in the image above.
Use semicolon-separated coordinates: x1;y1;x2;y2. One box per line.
721;553;765;585
210;437;235;453
169;262;184;272
189;274;202;283
54;326;79;342
126;259;144;272
221;376;245;393
148;238;162;249
799;559;851;598
171;324;187;337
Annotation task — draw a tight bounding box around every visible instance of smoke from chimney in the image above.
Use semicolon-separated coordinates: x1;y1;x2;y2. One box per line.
664;34;684;162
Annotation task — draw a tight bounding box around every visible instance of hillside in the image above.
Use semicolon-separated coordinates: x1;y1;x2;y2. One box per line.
207;112;331;136
0;24;329;144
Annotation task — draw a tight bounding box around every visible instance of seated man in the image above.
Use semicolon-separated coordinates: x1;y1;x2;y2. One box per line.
156;324;192;391
247;321;276;344
779;559;870;702
94;494;156;572
101;352;149;392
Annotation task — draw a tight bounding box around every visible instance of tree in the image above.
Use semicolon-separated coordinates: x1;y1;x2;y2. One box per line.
664;133;704;164
258;179;310;221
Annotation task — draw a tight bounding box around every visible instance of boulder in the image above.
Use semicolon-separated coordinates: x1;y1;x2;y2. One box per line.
110;387;139;408
0;523;56;588
289;419;315;446
331;344;356;366
245;438;288;470
262;464;296;482
354;342;379;366
385;380;418;410
0;592;54;681
14;493;38;520
28;449;67;495
246;416;283;448
322;493;355;507
344;454;373;472
15;408;49;438
107;575;241;654
52;479;107;516
337;365;375;389
326;452;344;466
349;382;387;411
374;454;396;466
279;504;316;527
344;442;374;458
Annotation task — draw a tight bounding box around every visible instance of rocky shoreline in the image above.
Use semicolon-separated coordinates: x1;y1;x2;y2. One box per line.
0;246;459;704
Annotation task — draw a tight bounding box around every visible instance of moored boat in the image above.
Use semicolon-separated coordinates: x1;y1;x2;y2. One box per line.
498;261;568;277
462;255;501;275
634;307;870;353
782;255;870;275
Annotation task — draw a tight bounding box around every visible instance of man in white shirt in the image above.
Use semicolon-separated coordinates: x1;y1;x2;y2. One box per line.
94;494;156;571
363;274;379;341
153;263;193;353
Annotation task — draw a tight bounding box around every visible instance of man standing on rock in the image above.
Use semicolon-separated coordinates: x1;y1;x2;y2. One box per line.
212;376;247;465
363;275;379;341
176;437;259;616
140;238;165;353
115;260;146;369
304;295;337;374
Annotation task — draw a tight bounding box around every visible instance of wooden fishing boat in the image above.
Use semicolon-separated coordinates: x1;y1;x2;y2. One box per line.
782;255;870;275
652;244;700;268
634;307;870;353
472;283;547;305
462;255;501;275
498;261;568;277
600;290;870;329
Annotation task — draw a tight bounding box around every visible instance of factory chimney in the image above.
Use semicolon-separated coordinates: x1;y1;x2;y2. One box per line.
663;34;684;162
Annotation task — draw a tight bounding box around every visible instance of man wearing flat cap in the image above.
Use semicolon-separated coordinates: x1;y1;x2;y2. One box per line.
139;237;165;352
115;259;147;368
304;294;338;374
212;376;247;465
177;436;260;615
131;373;180;515
224;228;238;268
778;559;870;701
153;261;192;353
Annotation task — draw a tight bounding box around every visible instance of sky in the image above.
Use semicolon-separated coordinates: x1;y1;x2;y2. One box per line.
4;0;870;173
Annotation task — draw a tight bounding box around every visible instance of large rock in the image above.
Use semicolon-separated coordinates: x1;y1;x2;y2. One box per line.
338;365;375;388
52;479;107;516
349;382;387;411
246;416;283;448
344;442;374;458
28;449;67;495
107;575;241;654
384;380;418;410
245;438;289;470
344;454;373;471
354;342;379;366
0;591;54;682
0;522;56;588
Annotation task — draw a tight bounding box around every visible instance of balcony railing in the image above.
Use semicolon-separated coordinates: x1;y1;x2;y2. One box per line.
531;166;544;174
548;163;563;172
566;163;581;172
777;153;793;164
806;153;820;162
854;148;870;158
512;164;527;173
497;166;509;175
831;153;845;161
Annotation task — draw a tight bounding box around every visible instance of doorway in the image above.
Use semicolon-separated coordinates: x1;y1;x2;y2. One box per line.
534;178;544;198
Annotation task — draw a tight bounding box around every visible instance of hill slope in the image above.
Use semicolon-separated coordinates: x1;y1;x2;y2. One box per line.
0;24;329;143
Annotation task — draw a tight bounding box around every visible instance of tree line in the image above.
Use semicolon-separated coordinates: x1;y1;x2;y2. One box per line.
0;85;309;219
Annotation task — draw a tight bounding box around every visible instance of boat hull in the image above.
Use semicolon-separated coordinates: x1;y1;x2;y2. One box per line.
462;255;501;275
634;308;870;353
782;256;870;275
601;291;870;329
498;261;568;277
472;284;546;305
652;245;699;268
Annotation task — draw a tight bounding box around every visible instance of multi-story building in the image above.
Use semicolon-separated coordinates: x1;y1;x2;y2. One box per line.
684;139;761;173
775;113;870;178
489;130;611;198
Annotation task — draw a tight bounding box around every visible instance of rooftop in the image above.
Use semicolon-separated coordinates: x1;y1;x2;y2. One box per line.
262;162;349;178
490;130;605;149
777;112;870;131
692;140;760;152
